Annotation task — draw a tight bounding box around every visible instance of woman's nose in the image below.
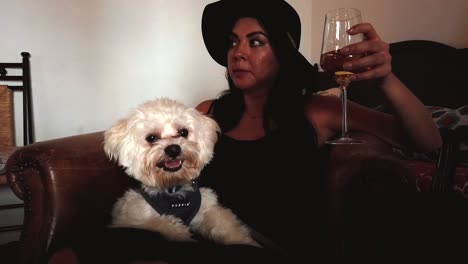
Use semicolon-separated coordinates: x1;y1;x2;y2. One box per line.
233;42;248;60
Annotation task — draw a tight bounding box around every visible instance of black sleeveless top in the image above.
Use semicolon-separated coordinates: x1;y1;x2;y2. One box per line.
198;103;326;259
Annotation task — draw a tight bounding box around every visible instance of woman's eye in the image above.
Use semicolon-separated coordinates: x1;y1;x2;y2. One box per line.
229;40;238;47
178;129;189;138
251;39;262;46
145;134;158;144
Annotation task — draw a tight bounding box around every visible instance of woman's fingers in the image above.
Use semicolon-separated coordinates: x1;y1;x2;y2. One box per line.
348;22;380;41
342;40;389;57
343;50;391;74
341;22;392;80
349;63;391;81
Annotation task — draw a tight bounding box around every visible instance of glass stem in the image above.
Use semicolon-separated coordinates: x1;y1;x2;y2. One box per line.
341;85;348;138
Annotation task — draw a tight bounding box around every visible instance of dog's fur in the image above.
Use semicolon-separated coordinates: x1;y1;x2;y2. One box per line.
104;97;258;246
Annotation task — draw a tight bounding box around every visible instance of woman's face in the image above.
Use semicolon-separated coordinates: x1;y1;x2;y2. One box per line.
227;17;280;92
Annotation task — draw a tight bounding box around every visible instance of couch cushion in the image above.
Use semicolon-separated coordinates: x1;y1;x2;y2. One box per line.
429;105;468;130
405;159;468;198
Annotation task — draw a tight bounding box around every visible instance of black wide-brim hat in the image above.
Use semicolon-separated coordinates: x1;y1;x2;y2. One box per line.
201;0;318;90
202;0;304;66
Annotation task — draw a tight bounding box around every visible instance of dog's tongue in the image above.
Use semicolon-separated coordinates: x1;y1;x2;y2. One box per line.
165;160;182;169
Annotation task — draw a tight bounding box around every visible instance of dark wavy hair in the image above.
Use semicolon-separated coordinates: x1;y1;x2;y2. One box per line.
211;15;319;136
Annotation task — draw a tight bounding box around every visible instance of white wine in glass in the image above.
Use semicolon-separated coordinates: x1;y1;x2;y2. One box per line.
320;8;364;145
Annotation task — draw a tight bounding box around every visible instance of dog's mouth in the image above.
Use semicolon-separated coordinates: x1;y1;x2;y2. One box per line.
157;159;184;172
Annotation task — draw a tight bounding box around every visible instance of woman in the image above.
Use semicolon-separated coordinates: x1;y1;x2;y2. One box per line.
195;0;441;261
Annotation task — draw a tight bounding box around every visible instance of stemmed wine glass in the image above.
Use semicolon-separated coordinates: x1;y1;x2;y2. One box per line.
320;8;364;145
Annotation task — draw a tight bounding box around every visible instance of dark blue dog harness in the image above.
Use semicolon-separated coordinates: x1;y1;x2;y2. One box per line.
136;181;202;225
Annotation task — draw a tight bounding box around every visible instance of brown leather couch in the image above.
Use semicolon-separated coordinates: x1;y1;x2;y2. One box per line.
5;130;417;263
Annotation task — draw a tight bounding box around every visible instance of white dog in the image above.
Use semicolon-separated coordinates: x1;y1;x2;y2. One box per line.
103;97;258;246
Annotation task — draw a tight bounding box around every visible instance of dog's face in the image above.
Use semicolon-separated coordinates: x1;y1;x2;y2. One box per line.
104;98;220;189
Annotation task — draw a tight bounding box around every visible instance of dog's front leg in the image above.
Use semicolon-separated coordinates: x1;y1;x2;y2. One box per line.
112;190;195;242
190;188;260;247
137;215;196;242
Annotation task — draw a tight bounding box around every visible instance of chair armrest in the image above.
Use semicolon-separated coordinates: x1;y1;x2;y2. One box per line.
320;132;414;256
5;131;135;264
322;131;404;194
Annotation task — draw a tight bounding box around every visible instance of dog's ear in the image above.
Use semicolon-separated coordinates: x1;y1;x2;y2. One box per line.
202;114;221;140
199;112;221;161
186;107;220;163
103;117;130;162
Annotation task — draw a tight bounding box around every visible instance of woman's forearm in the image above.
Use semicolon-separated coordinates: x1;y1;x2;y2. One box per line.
380;73;442;152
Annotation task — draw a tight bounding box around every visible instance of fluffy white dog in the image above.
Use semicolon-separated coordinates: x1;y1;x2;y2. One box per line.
104;97;258;246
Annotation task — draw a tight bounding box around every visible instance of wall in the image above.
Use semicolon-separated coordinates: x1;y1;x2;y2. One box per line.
308;0;468;64
1;0;467;143
3;0;228;145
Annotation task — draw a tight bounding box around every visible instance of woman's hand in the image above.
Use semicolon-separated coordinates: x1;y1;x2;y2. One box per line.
340;23;392;82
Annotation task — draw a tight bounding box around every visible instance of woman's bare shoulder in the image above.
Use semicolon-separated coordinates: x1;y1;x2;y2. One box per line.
304;93;341;112
303;94;342;143
195;99;215;114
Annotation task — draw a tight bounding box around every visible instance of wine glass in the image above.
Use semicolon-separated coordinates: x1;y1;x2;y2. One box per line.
320;8;364;145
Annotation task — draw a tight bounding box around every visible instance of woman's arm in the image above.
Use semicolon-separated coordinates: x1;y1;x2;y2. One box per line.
306;95;403;149
195;99;214;115
305;93;440;153
378;73;441;152
323;22;442;152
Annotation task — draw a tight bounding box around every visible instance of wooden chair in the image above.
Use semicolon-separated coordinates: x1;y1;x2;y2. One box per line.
0;52;33;146
0;52;33;234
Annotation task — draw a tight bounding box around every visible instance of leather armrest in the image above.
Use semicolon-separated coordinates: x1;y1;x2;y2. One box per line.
5;131;135;264
320;132;414;256
321;131;403;193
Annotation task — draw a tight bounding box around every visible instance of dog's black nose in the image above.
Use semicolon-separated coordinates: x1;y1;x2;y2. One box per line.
165;144;181;158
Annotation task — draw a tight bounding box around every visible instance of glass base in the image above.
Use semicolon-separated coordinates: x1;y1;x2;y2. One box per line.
325;136;364;145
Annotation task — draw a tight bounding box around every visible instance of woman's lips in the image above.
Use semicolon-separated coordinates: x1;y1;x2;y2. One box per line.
232;69;250;78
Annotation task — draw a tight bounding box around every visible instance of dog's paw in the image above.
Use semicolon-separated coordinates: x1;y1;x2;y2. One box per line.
246;238;261;247
191;204;261;247
216;233;261;247
232;236;261;247
159;226;195;242
141;215;196;242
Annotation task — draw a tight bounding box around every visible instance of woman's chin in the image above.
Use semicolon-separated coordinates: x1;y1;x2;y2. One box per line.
232;80;254;90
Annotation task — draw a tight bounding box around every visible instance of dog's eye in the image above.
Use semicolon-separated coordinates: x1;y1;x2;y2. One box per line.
178;128;189;138
145;134;158;144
